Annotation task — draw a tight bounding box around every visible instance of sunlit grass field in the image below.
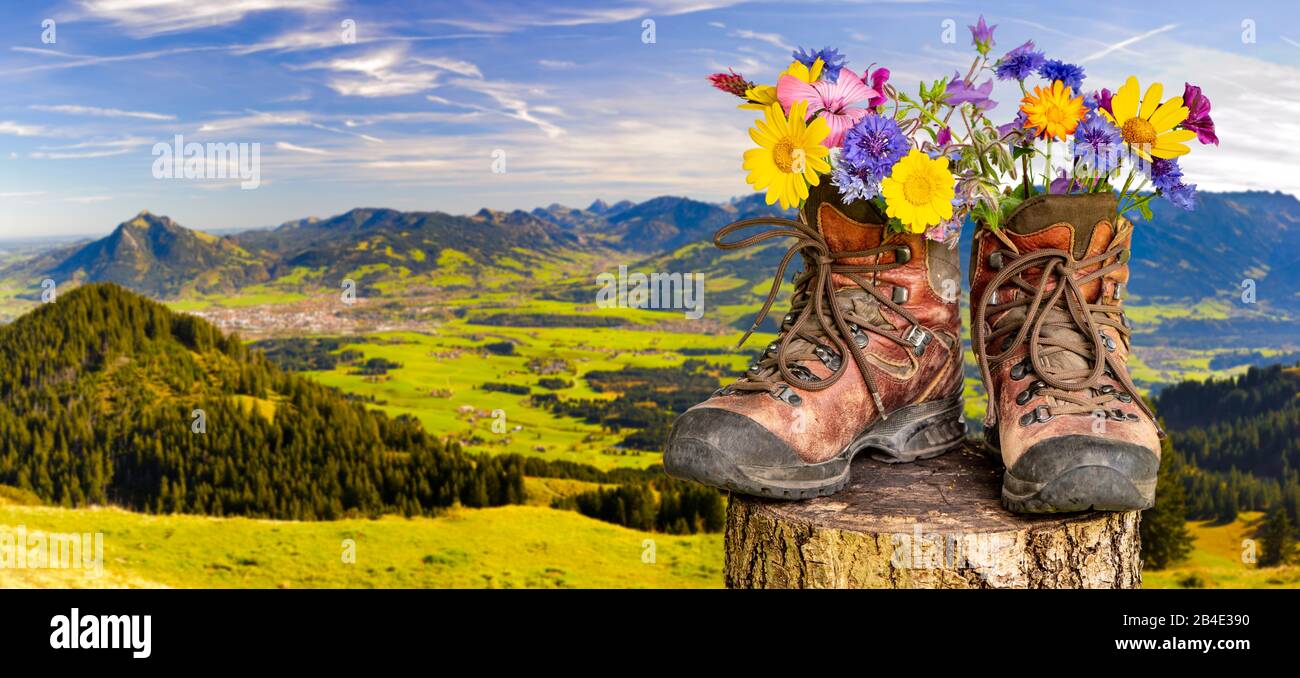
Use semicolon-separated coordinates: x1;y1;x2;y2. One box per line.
1143;512;1300;589
0;502;723;589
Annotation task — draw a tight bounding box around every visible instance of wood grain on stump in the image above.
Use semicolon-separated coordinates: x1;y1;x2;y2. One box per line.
724;444;1141;589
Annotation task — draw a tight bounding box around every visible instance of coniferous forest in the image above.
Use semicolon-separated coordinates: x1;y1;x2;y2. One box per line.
1155;364;1300;526
0;283;525;520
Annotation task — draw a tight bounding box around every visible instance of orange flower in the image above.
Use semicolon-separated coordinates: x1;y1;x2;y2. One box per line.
1020;80;1086;140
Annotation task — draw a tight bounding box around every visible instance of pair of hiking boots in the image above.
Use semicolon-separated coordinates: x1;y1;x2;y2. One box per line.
663;183;1160;514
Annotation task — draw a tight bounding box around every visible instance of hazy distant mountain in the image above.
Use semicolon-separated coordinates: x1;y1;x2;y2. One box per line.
44;211;267;297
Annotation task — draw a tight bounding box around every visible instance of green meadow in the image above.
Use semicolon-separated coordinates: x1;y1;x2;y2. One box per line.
1143;512;1300;589
0;502;722;589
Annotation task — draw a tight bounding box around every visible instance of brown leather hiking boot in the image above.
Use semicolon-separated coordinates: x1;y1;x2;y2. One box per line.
663;183;965;499
969;193;1161;513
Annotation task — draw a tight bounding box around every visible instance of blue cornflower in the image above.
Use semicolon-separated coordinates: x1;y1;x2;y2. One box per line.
1073;114;1123;173
1038;59;1086;92
840;114;909;182
994;40;1045;81
792;46;847;81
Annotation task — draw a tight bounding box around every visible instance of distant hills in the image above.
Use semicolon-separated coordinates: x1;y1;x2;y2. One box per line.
6;191;1299;330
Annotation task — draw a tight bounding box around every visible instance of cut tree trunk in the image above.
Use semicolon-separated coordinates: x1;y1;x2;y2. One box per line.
724;444;1142;589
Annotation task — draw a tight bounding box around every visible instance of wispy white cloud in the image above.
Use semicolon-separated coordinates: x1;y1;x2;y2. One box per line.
31;104;175;121
413;57;484;79
0;121;48;136
6;45;227;74
300;47;442;97
728;29;793;53
72;0;338;37
1080;23;1178;63
275;141;331;155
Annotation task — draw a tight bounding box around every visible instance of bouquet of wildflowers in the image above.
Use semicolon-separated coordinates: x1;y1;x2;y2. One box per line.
708;15;1218;238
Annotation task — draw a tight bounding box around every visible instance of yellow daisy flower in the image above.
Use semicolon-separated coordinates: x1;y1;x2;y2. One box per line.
739;85;777;110
880;149;955;233
1020;80;1087;141
742;100;831;210
739;59;823;110
1100;76;1194;159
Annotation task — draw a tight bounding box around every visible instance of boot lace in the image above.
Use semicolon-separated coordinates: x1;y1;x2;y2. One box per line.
971;226;1161;433
711;216;933;416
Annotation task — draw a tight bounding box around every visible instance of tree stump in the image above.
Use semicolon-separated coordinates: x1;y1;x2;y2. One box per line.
725;444;1141;588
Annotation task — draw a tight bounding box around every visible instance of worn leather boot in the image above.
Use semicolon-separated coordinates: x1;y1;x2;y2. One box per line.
969;193;1161;513
663;183;965;499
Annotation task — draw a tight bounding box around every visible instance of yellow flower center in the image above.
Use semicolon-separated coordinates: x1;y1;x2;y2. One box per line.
772;139;795;173
1121;117;1157;146
902;172;934;206
1044;104;1068;127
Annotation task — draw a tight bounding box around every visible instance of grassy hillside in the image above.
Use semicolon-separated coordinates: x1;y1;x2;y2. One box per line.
1144;512;1300;588
0;502;722;589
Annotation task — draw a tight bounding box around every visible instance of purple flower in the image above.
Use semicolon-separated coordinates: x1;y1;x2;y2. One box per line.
1147;158;1184;192
831;167;880;203
944;72;997;111
1038;59;1085;92
1164;183;1198;211
1146;158;1198;211
862;66;890;108
841;113;909;180
968;15;997;54
925;217;962;242
1073;113;1122;173
1049;169;1076;194
793;46;847;81
1096;88;1114;117
834;114;909;204
936;126;952;146
997;109;1031;140
994;40;1045;81
1181;82;1219;146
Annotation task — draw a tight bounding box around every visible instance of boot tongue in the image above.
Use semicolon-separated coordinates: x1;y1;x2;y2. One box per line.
1005;193;1118;260
994;307;1092;373
802;182;889;288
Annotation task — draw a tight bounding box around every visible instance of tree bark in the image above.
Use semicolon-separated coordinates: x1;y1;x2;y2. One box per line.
724;445;1141;588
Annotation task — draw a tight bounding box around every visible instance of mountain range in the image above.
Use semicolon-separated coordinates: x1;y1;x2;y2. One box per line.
5;191;1299;334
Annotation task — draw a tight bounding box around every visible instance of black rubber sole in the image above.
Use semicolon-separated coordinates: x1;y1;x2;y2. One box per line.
663;394;965;500
999;434;1159;513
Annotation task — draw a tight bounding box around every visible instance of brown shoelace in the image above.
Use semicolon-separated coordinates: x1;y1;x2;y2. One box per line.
712;216;932;416
971;229;1161;433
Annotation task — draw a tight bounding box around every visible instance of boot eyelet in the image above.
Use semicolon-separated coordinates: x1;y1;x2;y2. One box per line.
766;343;778;354
904;326;931;355
894;247;911;264
1098;384;1115;394
1110;408;1126;420
1125;412;1140;422
1016;389;1033;406
1099;332;1116;352
1010;361;1029;381
1116;392;1133;403
988;251;1006;270
892;286;909;304
854;333;868;348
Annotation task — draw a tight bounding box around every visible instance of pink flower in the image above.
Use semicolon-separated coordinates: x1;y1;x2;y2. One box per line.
777;67;877;147
863;66;890;108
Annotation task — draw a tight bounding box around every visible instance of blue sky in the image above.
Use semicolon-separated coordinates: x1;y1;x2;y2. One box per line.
0;0;1297;236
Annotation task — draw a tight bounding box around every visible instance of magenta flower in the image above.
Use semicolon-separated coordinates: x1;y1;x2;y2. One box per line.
778;67;877;147
1096;88;1114;116
862;66;890;108
936;126;952;146
1181;82;1218;146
